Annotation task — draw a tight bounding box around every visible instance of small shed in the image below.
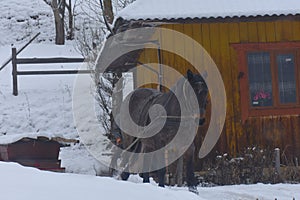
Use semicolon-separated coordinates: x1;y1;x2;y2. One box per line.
98;0;300;164
0;135;77;172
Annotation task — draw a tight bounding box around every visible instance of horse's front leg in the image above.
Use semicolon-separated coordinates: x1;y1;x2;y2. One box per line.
141;152;166;187
140;143;151;183
157;167;166;187
142;168;166;187
185;144;199;195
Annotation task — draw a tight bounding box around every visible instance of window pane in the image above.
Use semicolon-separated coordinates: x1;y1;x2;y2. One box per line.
277;54;297;104
247;52;273;107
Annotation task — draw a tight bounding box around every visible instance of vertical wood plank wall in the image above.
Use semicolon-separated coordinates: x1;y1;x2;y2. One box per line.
137;18;300;161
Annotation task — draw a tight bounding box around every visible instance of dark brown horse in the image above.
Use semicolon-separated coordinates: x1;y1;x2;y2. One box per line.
111;70;208;194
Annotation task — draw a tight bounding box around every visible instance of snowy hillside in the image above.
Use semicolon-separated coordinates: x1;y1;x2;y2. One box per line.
0;44;80;141
0;0;80;139
0;0;108;175
0;0;300;199
0;0;55;46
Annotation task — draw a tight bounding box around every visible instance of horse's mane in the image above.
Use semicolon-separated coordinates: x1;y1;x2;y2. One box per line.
169;77;186;96
167;75;204;116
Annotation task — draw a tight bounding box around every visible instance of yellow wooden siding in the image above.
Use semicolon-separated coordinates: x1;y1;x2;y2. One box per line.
257;22;267;42
136;19;300;158
265;21;276;42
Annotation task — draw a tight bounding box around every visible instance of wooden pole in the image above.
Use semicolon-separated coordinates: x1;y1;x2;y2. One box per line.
157;47;163;92
12;48;18;96
274;148;280;175
176;156;183;186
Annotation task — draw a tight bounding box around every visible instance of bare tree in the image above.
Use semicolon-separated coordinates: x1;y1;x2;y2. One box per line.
75;0;107;59
65;0;77;40
100;0;124;137
114;0;135;9
103;0;114;24
43;0;66;45
76;0;135;135
76;0;136;57
43;0;77;44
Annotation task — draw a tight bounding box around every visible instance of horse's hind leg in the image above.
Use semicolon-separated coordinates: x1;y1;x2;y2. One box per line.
142;172;150;183
109;146;121;176
120;171;130;180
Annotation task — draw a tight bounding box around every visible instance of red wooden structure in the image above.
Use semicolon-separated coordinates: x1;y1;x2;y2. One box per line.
0;137;65;172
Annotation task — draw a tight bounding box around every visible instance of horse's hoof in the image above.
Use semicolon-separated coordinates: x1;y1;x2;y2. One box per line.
198;118;206;125
111;170;119;178
188;186;199;195
120;172;130;181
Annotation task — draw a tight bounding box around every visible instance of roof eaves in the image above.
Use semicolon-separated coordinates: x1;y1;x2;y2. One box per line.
115;13;300;29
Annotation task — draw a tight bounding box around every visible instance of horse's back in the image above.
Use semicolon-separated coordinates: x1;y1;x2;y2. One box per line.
128;88;161;126
120;88;161;149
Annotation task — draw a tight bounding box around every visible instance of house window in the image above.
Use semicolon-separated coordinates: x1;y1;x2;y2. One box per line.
232;42;300;122
276;53;297;104
248;52;273;107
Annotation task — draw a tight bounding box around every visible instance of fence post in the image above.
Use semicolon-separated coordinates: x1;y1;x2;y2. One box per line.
274;148;280;175
12;47;18;96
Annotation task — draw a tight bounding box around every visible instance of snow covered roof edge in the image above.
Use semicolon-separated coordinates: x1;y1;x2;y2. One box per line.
0;133;79;145
116;0;300;21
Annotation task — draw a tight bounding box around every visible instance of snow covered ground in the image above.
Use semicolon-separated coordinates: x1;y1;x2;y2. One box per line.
1;0;300;199
0;0;55;46
0;44;79;140
0;0;108;175
1;161;299;200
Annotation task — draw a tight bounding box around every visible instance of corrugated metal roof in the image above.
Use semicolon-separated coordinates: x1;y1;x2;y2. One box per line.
117;0;300;21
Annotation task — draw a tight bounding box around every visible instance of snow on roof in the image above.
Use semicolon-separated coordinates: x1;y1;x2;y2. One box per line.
117;0;300;21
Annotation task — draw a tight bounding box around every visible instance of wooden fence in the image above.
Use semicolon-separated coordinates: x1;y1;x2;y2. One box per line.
11;47;91;96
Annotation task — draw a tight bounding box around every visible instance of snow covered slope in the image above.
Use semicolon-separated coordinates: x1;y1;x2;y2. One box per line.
0;0;105;175
0;44;81;143
0;0;55;46
0;0;84;142
1;162;299;200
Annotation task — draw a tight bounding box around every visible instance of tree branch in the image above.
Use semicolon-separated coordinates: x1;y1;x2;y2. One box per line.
42;0;52;6
99;0;114;35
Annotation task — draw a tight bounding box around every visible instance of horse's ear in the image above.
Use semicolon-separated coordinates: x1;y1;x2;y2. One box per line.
187;69;193;81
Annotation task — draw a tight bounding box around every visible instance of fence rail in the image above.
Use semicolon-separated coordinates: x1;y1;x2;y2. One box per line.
16;57;85;64
17;70;92;75
11;47;91;96
0;32;41;72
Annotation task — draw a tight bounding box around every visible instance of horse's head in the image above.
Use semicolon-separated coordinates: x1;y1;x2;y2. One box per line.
186;69;208;125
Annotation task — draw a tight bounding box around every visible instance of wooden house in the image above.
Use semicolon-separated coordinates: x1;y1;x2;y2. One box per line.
98;0;300;165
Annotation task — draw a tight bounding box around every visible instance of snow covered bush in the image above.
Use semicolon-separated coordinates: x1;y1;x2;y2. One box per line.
199;147;300;185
